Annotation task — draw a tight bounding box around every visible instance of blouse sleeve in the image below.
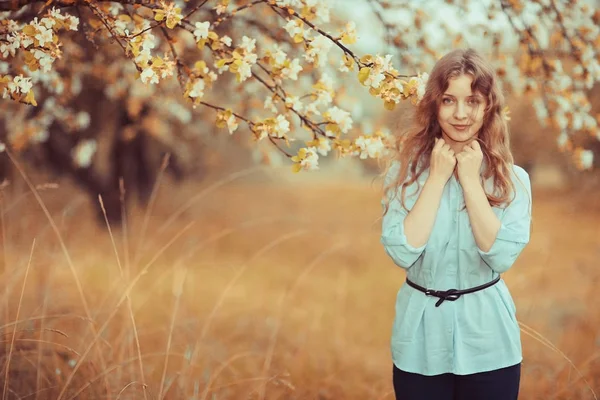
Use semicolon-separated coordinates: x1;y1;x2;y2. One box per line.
477;165;532;273
380;161;427;270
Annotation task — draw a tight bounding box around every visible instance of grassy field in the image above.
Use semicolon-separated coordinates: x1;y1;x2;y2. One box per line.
0;168;599;399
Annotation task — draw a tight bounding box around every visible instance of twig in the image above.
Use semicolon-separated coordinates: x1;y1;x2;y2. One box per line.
268;2;411;79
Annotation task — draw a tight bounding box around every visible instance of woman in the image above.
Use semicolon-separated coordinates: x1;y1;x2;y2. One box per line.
381;48;532;400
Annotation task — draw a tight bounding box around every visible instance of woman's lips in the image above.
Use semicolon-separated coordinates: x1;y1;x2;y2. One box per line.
452;124;470;131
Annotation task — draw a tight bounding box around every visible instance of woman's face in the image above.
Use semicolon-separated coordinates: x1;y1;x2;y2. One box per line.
437;74;486;153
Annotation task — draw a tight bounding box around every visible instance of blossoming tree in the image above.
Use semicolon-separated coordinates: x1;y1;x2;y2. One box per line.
0;0;598;219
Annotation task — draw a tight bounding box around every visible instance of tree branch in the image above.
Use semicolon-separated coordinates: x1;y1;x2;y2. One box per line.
0;0;144;12
267;3;412;79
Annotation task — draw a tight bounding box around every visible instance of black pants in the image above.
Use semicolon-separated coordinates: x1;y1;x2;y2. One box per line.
393;363;521;400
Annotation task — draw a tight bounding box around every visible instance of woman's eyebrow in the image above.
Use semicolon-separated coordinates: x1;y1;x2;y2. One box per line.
442;93;483;98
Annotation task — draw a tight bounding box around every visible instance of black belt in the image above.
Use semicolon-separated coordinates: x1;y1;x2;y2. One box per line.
406;275;501;307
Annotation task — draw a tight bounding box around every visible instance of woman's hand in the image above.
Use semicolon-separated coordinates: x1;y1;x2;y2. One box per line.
456;139;483;186
429;137;456;185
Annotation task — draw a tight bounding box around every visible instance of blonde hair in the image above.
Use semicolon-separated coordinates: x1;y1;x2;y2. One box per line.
382;48;521;214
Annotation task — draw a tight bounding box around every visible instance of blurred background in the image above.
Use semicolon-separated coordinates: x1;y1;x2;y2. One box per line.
0;0;599;398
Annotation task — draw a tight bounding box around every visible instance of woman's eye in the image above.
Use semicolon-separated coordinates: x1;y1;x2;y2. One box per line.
468;98;481;105
442;98;453;104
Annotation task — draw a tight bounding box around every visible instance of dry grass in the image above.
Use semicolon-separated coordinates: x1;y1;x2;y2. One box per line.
0;166;599;400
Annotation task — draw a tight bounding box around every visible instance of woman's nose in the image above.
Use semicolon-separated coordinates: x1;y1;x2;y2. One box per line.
454;103;468;120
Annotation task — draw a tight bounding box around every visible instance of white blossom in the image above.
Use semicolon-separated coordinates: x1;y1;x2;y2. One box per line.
314;137;331;156
239;36;256;53
580;149;593;169
275;0;302;6
326;106;353;133
355;135;384;159
273;115;290;138
76;111;90;130
415;72;429;101
220;35;232;46
32;49;54;72
215;4;228;15
284;19;303;38
285;95;303;112
72;139;97;168
33;24;53;47
306;0;330;22
66;15;79;31
300;147;319;171
264;96;278;113
281;58;302;80
237;60;253;82
226;114;238;134
305;35;332;66
0;34;20;58
193;21;210;41
140;67;159;84
557;131;569;147
188;79;205;98
7;75;33;94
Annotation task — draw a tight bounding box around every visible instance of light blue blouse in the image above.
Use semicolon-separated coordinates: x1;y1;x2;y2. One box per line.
381;160;532;376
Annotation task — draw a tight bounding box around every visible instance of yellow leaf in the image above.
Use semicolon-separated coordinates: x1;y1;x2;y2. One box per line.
388;87;401;97
23;51;35;63
208;31;219;40
358;67;370;84
23;51;38;71
340;33;356;45
154;11;165;22
343;54;354;70
130;45;140;58
326;124;340;136
369;86;381;96
215;59;229;68
291;163;302;173
305;139;318;147
152;57;164;67
359;54;373;64
22;25;36;36
300;6;315;20
166;17;178;29
194;60;207;71
197;39;207;50
88;19;103;30
24;89;37;106
384;100;396;111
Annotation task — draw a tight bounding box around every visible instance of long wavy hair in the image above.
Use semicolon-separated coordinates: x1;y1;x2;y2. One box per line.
382;48;523;215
